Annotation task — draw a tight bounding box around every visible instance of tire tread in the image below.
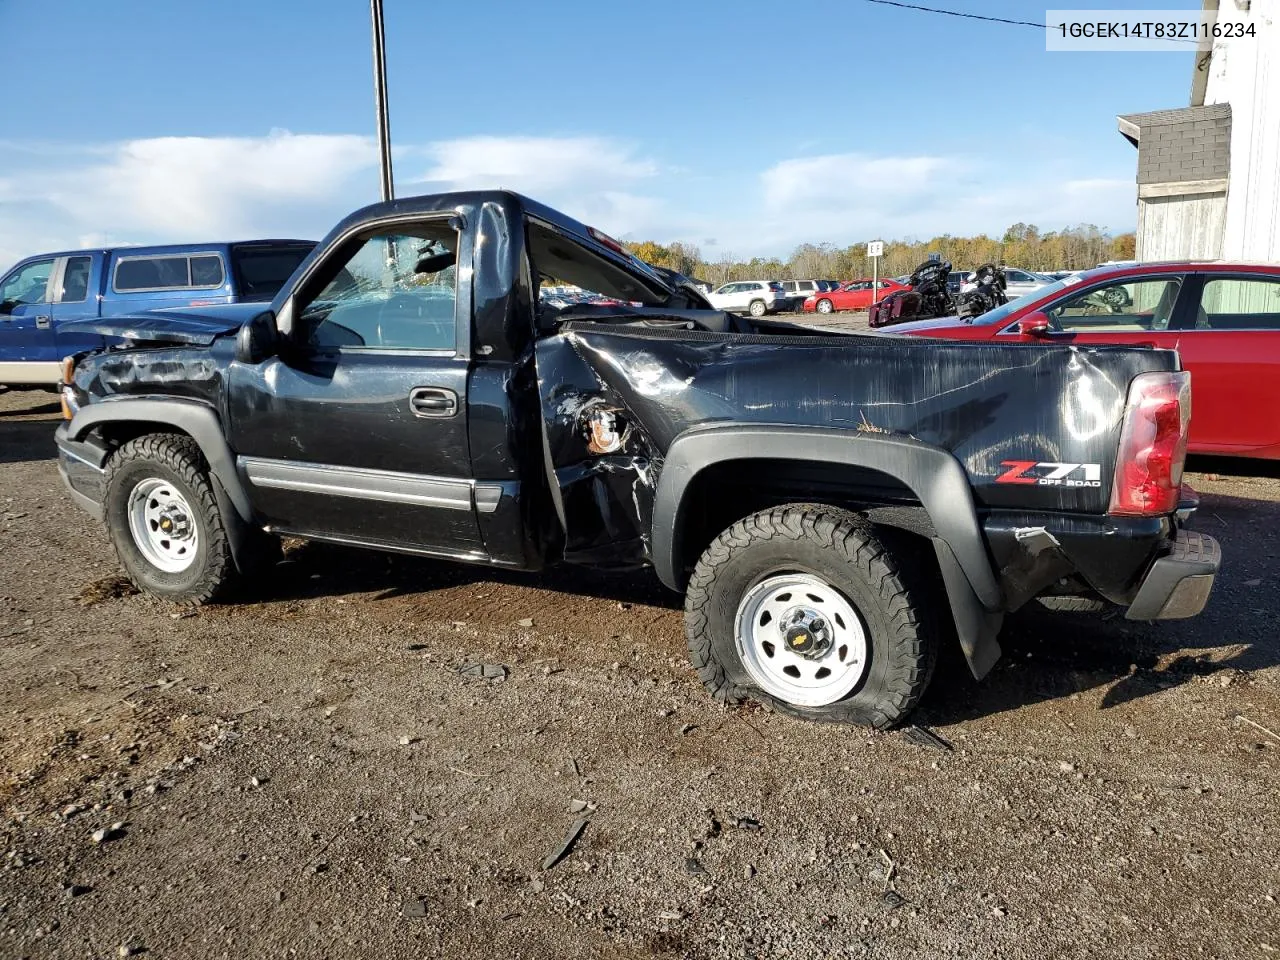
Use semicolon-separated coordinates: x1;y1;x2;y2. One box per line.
684;504;935;729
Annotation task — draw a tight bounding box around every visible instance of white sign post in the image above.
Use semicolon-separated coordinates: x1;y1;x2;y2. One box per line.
867;241;884;307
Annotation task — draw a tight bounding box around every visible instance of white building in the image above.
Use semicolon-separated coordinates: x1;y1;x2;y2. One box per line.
1118;0;1279;262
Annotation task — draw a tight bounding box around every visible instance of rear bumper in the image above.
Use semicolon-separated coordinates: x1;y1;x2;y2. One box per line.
1125;529;1220;620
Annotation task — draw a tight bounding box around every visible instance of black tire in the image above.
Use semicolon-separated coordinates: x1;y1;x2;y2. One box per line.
684;505;935;729
1035;596;1108;613
748;299;767;318
103;433;237;605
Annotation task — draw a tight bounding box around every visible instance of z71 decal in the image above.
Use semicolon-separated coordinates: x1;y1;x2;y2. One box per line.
997;461;1102;487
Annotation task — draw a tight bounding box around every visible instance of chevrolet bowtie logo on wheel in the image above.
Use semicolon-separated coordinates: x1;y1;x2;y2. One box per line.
996;461;1103;488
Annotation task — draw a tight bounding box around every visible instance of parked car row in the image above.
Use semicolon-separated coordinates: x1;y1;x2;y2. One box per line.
696;268;1061;322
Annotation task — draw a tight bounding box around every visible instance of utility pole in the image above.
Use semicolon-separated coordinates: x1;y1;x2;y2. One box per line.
370;0;394;203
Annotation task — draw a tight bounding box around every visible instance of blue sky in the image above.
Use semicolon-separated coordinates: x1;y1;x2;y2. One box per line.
0;0;1200;266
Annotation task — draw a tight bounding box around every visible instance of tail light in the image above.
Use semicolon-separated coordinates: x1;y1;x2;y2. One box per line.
1109;371;1191;516
588;227;626;255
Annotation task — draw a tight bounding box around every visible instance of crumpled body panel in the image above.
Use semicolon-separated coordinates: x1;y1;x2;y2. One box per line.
535;324;1179;566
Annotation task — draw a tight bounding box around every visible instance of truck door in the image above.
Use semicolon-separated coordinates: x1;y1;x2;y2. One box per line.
1167;272;1280;455
48;255;108;361
227;217;485;557
0;256;57;383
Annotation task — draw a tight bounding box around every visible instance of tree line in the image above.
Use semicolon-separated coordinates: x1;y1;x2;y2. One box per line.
626;224;1137;285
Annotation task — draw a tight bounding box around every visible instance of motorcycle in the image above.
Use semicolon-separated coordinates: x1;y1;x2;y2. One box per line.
867;259;955;328
955;263;1008;320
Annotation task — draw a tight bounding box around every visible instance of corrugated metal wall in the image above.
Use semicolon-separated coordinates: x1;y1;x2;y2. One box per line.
1136;192;1228;260
1205;5;1280;262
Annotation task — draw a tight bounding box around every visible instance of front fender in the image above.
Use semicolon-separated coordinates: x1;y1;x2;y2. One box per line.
65;397;252;522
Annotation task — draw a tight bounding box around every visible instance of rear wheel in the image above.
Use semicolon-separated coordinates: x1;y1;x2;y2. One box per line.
816;299;834;314
104;434;238;605
748;299;767;318
685;505;935;728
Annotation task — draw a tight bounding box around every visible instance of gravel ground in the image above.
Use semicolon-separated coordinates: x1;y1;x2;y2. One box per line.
1;384;1277;960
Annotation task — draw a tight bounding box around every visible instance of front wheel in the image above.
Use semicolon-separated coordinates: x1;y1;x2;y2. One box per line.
104;434;238;605
684;505;935;728
815;298;834;314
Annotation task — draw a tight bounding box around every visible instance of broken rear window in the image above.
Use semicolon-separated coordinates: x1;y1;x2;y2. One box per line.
527;220;670;318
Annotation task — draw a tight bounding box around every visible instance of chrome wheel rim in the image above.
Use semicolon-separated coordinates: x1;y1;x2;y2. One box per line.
750;301;766;317
127;477;199;573
734;573;868;707
817;300;833;313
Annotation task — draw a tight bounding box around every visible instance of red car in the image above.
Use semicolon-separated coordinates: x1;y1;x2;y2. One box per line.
890;262;1280;459
803;278;909;314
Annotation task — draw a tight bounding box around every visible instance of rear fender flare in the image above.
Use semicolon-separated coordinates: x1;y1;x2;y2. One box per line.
66;399;252;522
651;423;1005;679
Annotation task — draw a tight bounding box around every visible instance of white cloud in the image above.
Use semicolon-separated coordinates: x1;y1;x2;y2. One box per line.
417;135;657;191
0;131;674;266
762;153;956;211
0;132;1137;270
734;153;1136;255
413;135;669;238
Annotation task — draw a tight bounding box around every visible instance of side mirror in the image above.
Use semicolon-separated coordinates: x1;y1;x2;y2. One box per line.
235;310;279;364
1016;312;1053;337
0;298;16;315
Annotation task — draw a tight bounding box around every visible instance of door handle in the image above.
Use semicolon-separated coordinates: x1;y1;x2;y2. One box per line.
408;386;458;418
35;315;51;329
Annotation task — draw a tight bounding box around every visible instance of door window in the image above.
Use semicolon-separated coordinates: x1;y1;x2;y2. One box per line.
1195;277;1280;330
59;256;92;303
1045;277;1183;333
299;225;458;352
1;259;55;307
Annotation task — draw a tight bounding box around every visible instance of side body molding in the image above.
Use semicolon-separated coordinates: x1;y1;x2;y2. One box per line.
66;398;253;522
650;423;1005;679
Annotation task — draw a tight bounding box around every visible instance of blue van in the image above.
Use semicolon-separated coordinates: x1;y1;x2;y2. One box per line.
0;239;314;386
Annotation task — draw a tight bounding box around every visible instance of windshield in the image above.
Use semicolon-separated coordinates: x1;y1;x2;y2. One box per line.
972;277;1073;325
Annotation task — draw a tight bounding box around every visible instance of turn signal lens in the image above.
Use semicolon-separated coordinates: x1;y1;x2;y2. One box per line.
1109;371;1191;516
59;356;79;420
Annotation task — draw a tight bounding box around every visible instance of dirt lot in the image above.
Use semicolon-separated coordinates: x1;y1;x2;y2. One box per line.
1;384;1277;960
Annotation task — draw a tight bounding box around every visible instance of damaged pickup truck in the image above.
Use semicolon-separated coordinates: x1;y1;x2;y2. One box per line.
54;191;1221;728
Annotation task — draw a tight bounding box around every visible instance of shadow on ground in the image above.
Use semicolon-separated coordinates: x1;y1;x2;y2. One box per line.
214;487;1276;726
919;489;1276;725
0;419;58;464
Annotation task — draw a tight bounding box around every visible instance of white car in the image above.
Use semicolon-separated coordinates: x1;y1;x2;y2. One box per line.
1002;268;1056;299
706;280;787;317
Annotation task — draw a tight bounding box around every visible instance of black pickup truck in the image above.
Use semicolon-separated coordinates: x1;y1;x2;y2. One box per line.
53;191;1220;728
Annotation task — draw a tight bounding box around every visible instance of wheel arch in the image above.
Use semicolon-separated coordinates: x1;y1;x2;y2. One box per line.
652;423;1005;679
67;398;252;522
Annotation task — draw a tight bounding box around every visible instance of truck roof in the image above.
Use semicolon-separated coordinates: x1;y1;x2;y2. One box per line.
325;188;678;286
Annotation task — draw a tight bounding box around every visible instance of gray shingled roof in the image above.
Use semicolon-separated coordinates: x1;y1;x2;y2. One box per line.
1117;103;1233;144
1118;103;1232;127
